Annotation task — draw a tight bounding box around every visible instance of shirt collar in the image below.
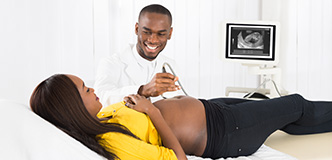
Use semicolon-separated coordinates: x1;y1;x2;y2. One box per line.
132;45;157;68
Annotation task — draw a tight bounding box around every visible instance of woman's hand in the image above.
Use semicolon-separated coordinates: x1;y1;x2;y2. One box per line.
123;94;187;160
124;94;154;114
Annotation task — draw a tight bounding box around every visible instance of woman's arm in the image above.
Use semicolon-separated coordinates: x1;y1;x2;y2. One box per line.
124;94;187;160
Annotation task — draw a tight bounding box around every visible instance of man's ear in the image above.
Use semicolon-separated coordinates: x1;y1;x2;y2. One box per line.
168;27;173;40
135;23;139;35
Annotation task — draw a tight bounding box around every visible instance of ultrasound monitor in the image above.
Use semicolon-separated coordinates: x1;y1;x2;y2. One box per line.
221;21;280;66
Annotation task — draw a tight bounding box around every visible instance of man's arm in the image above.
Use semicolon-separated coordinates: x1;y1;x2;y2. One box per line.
138;72;180;98
94;56;141;106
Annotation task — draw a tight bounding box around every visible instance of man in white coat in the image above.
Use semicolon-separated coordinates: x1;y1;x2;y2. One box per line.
94;4;181;107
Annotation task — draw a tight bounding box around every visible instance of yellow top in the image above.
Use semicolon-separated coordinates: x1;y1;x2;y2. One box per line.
97;101;177;160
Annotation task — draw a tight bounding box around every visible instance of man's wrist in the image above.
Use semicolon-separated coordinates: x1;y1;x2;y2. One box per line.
137;85;151;100
137;85;146;97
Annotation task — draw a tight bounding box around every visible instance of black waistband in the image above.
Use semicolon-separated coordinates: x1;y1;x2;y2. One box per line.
199;99;226;158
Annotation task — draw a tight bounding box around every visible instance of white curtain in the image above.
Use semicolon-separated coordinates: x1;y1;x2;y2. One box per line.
1;0;331;105
0;0;94;105
265;0;332;100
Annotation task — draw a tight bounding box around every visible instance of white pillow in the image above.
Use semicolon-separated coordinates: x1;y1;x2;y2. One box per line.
0;99;106;160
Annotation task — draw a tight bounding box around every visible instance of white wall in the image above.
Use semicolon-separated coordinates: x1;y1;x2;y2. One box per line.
264;0;332;100
1;0;332;106
0;0;95;105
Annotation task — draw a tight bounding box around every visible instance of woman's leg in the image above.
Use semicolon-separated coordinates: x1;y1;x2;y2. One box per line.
215;94;332;157
282;99;332;134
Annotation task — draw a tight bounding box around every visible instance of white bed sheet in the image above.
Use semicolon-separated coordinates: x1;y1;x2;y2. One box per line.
0;99;296;160
187;144;297;160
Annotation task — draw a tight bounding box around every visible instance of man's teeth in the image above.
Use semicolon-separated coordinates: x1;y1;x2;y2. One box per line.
147;45;157;50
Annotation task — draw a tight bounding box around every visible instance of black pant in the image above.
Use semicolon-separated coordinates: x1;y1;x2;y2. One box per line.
203;94;332;158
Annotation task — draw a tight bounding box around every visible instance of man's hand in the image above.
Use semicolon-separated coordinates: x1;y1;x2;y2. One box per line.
138;73;180;97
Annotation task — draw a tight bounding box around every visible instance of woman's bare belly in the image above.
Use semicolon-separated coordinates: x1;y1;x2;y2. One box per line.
153;96;207;156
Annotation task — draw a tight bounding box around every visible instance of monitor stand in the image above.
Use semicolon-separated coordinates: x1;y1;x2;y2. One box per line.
225;64;288;99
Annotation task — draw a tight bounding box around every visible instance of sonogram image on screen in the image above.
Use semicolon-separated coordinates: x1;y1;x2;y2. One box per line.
237;30;264;49
223;22;278;65
228;25;272;57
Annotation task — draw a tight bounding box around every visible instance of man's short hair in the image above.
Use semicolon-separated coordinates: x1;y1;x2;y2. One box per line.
139;4;172;26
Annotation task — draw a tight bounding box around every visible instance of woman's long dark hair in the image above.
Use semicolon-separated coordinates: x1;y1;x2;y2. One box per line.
30;74;136;160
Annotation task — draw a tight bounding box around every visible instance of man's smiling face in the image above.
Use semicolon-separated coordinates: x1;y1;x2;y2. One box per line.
135;12;173;61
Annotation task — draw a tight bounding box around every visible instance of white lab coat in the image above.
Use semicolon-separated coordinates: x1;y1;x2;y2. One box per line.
94;44;180;107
